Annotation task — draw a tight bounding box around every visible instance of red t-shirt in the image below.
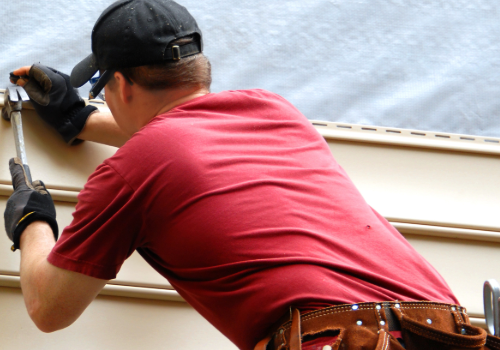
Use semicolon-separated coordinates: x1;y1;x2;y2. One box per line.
48;89;458;350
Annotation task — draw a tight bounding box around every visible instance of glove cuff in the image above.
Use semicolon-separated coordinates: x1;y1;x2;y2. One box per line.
12;213;59;251
61;105;98;145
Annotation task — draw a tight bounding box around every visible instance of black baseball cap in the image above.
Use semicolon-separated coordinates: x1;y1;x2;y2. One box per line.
70;0;203;98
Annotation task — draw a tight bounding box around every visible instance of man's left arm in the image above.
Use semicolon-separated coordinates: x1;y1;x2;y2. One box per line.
19;221;108;332
4;158;108;332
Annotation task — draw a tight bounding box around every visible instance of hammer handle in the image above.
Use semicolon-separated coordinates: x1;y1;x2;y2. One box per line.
10;111;32;182
23;164;32;184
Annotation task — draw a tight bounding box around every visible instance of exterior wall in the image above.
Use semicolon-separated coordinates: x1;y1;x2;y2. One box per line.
317;121;500;326
0;287;236;350
0;94;499;347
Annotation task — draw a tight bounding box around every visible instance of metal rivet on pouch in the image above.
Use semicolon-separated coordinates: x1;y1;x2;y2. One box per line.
279;329;284;335
461;328;466;335
427;319;432;324
322;346;332;350
352;304;359;310
380;321;386;326
376;305;382;310
451;307;456;311
357;320;363;326
395;304;400;308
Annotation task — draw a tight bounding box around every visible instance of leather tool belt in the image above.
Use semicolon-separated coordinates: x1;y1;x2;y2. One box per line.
255;301;500;350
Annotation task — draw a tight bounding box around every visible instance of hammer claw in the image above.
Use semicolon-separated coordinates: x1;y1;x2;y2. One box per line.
7;86;30;103
17;87;30;102
7;86;19;102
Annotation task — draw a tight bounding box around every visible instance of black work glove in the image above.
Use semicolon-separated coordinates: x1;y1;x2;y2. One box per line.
4;158;58;251
19;64;97;145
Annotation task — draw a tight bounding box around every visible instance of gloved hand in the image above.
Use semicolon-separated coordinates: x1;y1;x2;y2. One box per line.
12;64;97;145
4;158;59;251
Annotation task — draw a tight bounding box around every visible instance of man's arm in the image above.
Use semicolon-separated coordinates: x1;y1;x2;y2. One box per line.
20;221;108;332
11;65;129;148
4;158;109;332
78;111;129;148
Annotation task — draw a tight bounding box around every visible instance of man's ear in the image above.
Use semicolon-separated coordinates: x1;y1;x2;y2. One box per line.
114;71;133;104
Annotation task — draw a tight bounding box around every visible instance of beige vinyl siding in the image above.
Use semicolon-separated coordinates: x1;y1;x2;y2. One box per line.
0;93;498;347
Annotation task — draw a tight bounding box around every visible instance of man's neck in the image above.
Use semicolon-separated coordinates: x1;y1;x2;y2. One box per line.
134;87;209;130
155;88;210;117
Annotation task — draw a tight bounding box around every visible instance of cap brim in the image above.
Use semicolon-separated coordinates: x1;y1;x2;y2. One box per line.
70;53;99;88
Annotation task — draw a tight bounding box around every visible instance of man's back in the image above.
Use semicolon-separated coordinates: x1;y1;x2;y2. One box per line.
49;89;458;350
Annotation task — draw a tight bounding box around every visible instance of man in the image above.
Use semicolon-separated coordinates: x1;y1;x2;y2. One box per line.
4;1;495;349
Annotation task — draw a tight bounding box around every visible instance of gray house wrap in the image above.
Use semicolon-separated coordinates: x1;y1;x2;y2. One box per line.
2;0;500;137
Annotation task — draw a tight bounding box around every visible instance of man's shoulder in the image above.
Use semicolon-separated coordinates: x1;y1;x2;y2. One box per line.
102;88;307;174
167;89;291;111
218;89;290;102
173;89;300;119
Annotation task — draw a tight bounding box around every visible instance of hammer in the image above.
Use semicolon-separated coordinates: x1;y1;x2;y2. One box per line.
2;86;32;182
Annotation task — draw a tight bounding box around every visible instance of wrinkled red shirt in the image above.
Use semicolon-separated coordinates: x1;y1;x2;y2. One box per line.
49;89;458;350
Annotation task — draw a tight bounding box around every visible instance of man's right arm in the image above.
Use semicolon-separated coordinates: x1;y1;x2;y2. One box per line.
78;111;129;148
11;65;129;148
